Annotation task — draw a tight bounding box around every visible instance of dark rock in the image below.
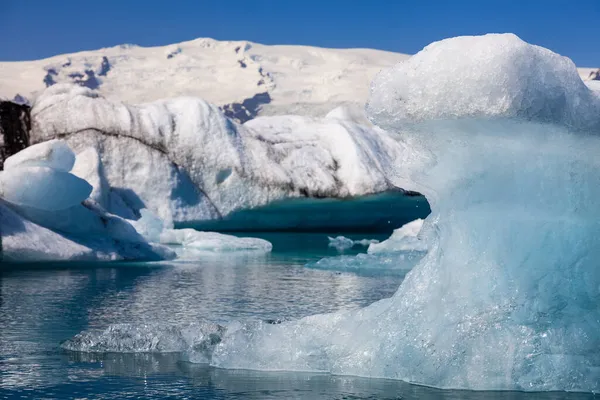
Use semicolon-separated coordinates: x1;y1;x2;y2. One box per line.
98;56;111;76
0;101;31;170
220;92;272;123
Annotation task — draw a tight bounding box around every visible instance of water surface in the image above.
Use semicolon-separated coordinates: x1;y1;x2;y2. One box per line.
0;233;596;399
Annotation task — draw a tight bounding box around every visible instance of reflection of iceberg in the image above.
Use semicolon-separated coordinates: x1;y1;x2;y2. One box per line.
208;34;600;392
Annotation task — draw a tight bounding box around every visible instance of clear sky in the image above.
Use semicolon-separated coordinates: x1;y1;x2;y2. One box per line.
0;0;598;66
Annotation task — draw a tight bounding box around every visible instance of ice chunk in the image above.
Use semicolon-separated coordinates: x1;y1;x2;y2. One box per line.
368;219;426;253
327;236;379;252
211;34;600;393
61;322;225;364
4;139;75;172
366;33;600;132
130;208;272;254
0;166;92;211
307;251;424;277
160;229;273;253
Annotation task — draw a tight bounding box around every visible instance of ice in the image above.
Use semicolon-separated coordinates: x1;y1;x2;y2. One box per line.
327;236;379;252
0;166;92;211
130;208;272;254
61;322;225;364
30;84;409;229
3;139;75;172
71;147;110;209
209;34;600;392
306;251;424;277
0;142;174;262
368;219;426;253
0;201;112;261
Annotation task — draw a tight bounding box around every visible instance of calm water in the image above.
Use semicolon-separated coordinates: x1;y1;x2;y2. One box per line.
0;233;597;399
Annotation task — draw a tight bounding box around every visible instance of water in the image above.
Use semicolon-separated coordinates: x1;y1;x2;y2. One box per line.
0;233;596;399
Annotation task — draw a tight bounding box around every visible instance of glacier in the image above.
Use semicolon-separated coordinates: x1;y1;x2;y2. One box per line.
204;34;600;392
29;84;426;230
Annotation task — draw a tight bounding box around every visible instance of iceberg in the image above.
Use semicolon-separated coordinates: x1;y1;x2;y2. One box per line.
130;208;272;255
29;85;427;231
0;141;174;262
208;34;600;392
367;218;426;254
61;322;226;364
327;236;379;252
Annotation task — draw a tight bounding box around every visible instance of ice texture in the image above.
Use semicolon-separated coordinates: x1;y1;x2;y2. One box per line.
3;139;75;172
0;142;174;262
210;34;600;392
367;219;425;254
61;322;225;364
0;166;92;211
30;84;407;228
306;251;423;277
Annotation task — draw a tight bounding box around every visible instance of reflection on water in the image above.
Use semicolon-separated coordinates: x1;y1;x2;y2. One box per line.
0;233;597;399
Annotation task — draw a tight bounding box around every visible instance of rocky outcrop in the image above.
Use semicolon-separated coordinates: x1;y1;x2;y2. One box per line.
0;101;30;170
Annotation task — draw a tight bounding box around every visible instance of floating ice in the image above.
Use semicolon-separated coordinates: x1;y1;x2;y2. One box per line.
61;322;225;364
130;208;272;254
307;251;424;277
3;139;75;172
327;236;379;252
0;166;92;211
367;219;426;254
210;34;600;392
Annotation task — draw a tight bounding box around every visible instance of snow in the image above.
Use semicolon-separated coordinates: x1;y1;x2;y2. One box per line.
31;84;409;228
367;218;426;253
0;38;409;121
0;37;595;123
0;166;92;211
3;139;76;172
208;34;600;392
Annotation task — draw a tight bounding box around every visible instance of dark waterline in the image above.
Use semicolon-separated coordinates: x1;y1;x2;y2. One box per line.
0;233;597;399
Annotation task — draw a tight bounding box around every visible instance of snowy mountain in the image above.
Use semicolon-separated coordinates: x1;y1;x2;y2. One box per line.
3;37;594;123
0;38;408;123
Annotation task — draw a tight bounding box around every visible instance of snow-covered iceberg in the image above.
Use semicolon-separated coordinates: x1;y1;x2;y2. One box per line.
206;34;600;392
30;85;427;231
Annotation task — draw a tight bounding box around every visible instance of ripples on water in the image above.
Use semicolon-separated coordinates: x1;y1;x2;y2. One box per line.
0;233;597;399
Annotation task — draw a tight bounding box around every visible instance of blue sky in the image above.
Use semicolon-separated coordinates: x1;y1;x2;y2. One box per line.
0;0;598;66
